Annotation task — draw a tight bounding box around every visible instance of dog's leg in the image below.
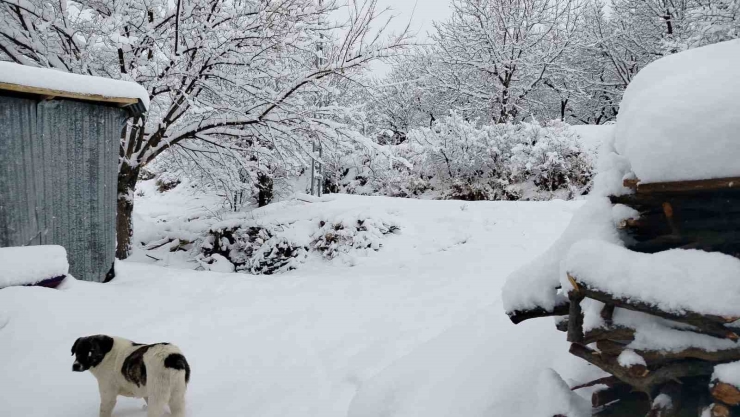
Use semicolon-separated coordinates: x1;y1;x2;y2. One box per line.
169;386;186;417
146;396;167;417
98;387;117;417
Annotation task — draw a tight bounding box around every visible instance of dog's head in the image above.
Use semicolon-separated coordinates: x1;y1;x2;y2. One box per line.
71;335;114;372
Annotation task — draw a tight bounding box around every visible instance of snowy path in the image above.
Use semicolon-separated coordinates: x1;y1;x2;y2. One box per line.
0;196;593;417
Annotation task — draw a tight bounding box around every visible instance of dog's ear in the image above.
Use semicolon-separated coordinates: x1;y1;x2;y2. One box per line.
71;337;82;356
92;335;114;356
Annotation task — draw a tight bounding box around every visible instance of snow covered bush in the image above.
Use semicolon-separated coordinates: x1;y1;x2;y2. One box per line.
312;217;400;259
201;224;308;275
155;172;182;193
328;114;593;201
322;139;424;198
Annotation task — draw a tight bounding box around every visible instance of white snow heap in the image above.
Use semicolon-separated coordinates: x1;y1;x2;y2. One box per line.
713;361;740;388
0;61;149;109
564;240;740;317
614;39;740;183
617;350;646;368
652;394;673;411
502;198;637;314
536;369;591;417
570;124;615;156
0;245;69;287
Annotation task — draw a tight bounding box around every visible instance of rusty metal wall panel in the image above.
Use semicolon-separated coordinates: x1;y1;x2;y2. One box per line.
0;96;39;247
0;96;123;282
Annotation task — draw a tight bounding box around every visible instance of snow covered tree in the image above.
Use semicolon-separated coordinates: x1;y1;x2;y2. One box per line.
0;0;411;258
365;51;449;143
669;0;740;50
430;0;584;123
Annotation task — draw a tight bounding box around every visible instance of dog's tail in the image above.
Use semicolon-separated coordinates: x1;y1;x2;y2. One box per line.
164;353;191;384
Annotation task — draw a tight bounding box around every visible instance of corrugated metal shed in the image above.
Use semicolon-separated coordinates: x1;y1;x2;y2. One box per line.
0;74;145;282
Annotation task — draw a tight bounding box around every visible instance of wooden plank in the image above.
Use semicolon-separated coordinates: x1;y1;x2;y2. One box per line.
569;343;714;393
506;303;570;324
566;274;740;340
567;292;585;343
0;81;138;106
625;176;740;194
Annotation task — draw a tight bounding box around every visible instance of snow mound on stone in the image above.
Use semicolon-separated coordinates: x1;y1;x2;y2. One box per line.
0;245;68;287
615;39;740;183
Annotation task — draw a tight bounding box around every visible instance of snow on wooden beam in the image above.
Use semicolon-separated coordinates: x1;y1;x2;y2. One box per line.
566;274;739;341
569;343;714;393
623;177;740;194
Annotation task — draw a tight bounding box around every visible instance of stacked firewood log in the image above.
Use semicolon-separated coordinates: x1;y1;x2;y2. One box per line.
509;176;740;417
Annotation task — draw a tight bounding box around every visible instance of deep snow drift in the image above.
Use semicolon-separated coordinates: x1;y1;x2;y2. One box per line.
0;191;595;417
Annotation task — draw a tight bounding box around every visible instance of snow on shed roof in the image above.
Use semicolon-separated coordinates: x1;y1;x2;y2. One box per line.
0;61;149;110
614;39;740;184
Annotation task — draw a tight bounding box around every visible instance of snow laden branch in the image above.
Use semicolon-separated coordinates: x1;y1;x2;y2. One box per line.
0;0;411;258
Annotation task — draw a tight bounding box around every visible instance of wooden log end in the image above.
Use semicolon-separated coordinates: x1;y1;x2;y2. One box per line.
710;403;732;417
711;381;740;406
623;177;640;190
626;364;649;378
661;202;674;218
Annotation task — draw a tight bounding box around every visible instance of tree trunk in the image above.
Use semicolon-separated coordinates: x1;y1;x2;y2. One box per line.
257;172;274;208
116;162;140;260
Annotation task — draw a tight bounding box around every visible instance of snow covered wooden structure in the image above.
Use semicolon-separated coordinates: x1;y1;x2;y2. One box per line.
503;40;740;417
0;62;147;282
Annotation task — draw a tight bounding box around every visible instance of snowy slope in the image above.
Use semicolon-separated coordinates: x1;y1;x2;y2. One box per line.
0;194;592;417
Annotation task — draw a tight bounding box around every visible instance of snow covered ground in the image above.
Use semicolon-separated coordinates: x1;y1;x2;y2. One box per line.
0;186;598;417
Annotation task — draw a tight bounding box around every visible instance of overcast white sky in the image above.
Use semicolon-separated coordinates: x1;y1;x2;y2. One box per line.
369;0;453;75
376;0;452;39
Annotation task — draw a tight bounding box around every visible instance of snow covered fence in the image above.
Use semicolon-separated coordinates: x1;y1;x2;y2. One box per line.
0;245;68;289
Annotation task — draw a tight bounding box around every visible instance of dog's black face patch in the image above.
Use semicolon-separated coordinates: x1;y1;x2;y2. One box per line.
71;335;114;372
164;353;191;384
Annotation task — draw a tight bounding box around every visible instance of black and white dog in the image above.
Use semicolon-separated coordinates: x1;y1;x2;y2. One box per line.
71;335;190;417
